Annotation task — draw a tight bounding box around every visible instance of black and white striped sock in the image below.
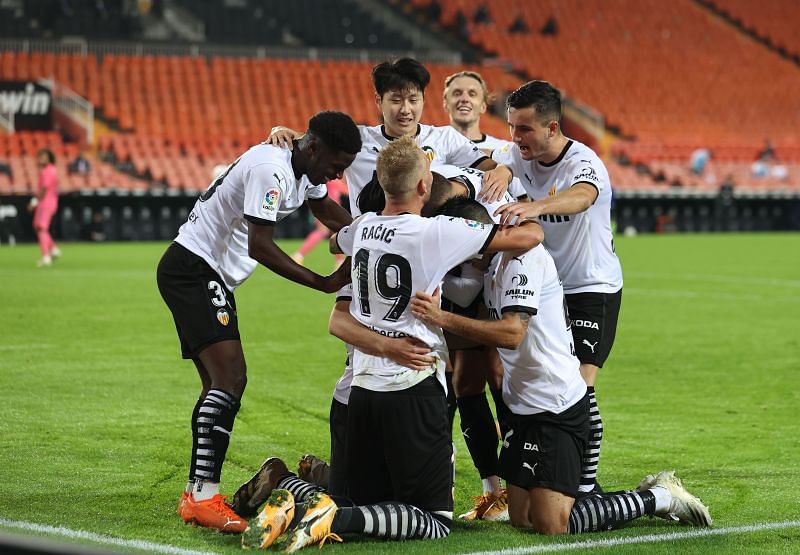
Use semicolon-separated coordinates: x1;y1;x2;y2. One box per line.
277;475;327;504
192;388;239;483
333;503;451;540
568;490;655;533
579;386;603;491
187;397;203;484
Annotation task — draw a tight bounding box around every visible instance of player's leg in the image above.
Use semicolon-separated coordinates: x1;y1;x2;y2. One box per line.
567;290;622;495
157;242;247;532
33;206;54;266
453;347;506;520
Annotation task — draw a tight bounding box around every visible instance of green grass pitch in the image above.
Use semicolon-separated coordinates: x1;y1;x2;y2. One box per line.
1;233;799;554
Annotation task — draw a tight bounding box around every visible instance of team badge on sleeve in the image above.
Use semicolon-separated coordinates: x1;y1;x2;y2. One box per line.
261;188;280;214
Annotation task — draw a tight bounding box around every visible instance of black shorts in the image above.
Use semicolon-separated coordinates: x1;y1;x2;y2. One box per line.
498;394;590;497
328;398;349;497
346;377;453;514
156;242;240;359
566;289;622;367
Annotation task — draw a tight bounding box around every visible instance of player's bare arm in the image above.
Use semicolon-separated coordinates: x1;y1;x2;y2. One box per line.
495;183;598;227
412;290;528;350
266;126;301;148
248;222;350;293
308;196;352;232
485;220;544;252
329;300;435;371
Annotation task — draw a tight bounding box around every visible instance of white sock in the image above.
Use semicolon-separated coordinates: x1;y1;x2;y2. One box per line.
578;483;595;493
482;476;502;495
650;485;672;513
192;480;220;501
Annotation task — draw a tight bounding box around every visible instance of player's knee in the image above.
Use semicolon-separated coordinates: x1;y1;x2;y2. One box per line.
530;512;569;535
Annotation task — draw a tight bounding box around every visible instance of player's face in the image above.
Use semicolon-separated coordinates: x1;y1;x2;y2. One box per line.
378;87;424;138
444;76;486;127
508;106;554;161
308;144;356;185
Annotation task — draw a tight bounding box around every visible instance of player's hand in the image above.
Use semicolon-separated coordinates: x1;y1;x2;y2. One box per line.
380;336;435;371
410;288;443;326
266;126;300;149
27;197;38;213
479;164;512;203
323;256;351;292
494;201;542;227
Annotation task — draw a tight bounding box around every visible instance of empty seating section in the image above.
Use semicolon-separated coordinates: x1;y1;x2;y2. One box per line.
708;0;800;58
415;0;800;166
0;131;147;194
0;52;518;191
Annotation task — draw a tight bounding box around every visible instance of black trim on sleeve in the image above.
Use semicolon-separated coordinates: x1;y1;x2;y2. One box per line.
571;181;600;204
478;224;499;254
501;305;538;316
469;155;491;168
335;294;353;303
453;175;476;199
538;140;573;168
244;214;276;226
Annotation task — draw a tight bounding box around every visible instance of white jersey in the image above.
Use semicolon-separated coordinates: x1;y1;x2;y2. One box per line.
336;212;497;393
484;248;587;415
332;285;355;405
430;163;519;221
493;140;622;294
175;144;327;291
345;124;489;216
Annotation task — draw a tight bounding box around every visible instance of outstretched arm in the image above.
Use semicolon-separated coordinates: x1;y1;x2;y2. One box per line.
494;183;597;226
411;290;528;350
248;222;350;293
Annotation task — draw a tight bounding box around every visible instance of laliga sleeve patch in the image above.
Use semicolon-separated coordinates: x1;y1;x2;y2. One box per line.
463;218;485;229
261;187;281;216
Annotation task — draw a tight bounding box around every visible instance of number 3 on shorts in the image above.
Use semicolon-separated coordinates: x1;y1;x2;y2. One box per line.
208;281;227;307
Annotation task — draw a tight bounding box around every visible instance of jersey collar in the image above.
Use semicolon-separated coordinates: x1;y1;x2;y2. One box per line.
381;124;421;141
538;139;573;168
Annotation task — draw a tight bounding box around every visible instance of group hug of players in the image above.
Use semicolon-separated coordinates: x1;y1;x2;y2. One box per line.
156;58;712;552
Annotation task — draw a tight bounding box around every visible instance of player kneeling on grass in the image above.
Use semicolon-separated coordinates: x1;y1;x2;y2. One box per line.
410;197;712;535
156;111;360;533
233;136;546;550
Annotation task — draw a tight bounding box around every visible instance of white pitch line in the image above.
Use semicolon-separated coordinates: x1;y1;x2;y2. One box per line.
459;520;800;555
0;518;219;555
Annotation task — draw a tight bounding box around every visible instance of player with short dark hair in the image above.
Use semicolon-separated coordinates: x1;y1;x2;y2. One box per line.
493;80;623;496
411;199;711;536
156;110;360;533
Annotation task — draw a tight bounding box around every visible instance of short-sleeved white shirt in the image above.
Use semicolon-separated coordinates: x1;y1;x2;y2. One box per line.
484;247;587;415
345;124;489;215
336;212;496;393
493;140;622;294
176;144;327;291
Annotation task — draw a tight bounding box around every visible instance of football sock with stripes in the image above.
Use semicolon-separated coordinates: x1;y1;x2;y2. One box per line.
333;503;452;540
579;386;603;492
186;397;204;487
191;388;240;499
489;386;511;439
568;490;655;533
277;475;327;504
457;393;499;479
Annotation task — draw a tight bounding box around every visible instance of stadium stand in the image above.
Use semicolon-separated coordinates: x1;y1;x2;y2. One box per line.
701;0;800;61
410;0;800;164
0;0;798;243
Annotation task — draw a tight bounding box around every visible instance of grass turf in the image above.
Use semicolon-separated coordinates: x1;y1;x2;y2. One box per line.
1;233;799;553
